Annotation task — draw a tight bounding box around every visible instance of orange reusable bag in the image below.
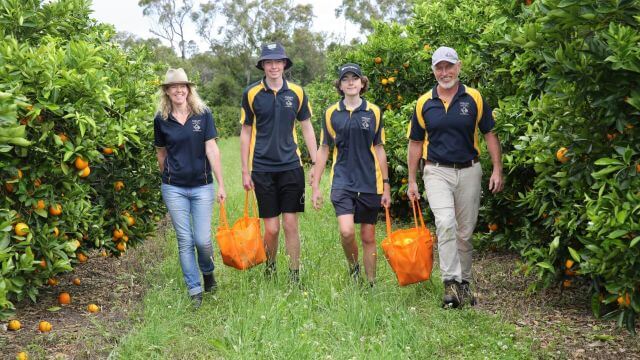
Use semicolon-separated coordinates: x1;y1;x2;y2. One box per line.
215;191;266;270
381;201;434;286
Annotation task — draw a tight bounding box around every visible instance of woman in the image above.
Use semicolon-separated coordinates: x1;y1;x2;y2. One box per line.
311;63;391;286
153;68;226;308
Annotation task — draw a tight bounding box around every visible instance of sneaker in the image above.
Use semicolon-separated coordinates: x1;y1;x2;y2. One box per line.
203;273;217;293
458;281;477;306
264;261;276;279
442;280;461;309
349;263;361;282
289;269;300;284
190;292;203;309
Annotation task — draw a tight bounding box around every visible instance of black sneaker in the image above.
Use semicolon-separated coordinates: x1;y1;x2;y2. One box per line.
349;263;361;282
442;280;461;309
203;273;217;293
289;269;300;284
264;261;276;279
458;281;477;307
190;292;203;309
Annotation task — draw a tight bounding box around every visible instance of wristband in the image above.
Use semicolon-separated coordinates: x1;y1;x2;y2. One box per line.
382;178;389;184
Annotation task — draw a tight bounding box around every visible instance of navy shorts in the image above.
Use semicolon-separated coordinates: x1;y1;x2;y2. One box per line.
252;167;305;218
330;189;381;225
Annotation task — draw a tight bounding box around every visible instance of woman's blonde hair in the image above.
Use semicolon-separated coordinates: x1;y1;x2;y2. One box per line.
156;84;208;120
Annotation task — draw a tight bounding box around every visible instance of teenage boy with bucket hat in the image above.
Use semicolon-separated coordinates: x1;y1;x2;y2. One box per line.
239;42;317;284
406;46;504;308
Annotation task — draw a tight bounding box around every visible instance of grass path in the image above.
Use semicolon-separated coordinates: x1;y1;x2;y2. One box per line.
111;137;538;359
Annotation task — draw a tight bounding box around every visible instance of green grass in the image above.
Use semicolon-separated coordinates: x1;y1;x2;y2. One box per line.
111;137;537;359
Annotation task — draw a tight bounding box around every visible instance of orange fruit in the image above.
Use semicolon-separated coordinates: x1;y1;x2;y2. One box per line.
49;204;62;216
397;95;403;101
102;147;113;155
122;235;129;243
34;178;42;187
39;258;46;268
606;133;617;141
403;62;410;69
15;169;23;179
116;242;126;252
58;133;69;143
114;181;124;192
387;77;396;84
5;182;15;193
52;227;59;237
101;249;108;257
34;199;45;210
488;223;499;232
381;78;388;86
113;228;124;239
374;57;382;64
401;178;408;184
7;319;21;331
38;320;52;332
14;223;29;236
126;216;135;226
47;278;58;286
565;259;574;269
74;157;88;170
562;279;572;288
617;293;631;307
77;252;88;263
79;166;90;178
556;147;569;163
72;277;81;286
17;352;28;360
87;304;100;313
636;163;640;173
58;292;71;305
423;44;431;51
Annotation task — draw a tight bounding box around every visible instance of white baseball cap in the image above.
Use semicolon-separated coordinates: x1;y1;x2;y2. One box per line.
431;46;459;66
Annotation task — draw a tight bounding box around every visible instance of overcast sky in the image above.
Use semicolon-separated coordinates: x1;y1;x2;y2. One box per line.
89;0;361;51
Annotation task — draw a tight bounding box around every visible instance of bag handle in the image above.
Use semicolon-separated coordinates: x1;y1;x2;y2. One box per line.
219;200;230;230
244;190;259;218
413;200;426;230
385;206;392;240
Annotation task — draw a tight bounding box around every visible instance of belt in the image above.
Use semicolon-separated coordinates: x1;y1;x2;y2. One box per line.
425;157;479;169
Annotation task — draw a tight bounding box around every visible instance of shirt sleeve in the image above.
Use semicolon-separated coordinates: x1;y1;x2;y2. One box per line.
240;90;254;125
297;89;312;121
373;111;385;146
321;109;334;146
205;109;218;140
478;98;495;134
407;105;426;141
153;115;166;147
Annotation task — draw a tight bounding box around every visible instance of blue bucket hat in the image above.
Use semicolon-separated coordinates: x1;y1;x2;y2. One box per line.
256;42;293;70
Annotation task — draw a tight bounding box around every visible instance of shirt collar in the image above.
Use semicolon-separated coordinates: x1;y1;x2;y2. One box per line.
261;77;289;92
338;97;367;112
432;83;466;99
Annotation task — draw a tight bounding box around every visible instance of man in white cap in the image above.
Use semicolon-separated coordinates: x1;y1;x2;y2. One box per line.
406;46;504;308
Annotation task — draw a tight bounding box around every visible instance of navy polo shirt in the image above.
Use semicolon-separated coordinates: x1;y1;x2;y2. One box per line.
321;99;385;194
153;109;218;187
407;84;494;163
240;78;312;172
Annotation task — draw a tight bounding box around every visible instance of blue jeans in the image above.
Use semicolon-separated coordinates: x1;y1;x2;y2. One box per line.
161;183;215;296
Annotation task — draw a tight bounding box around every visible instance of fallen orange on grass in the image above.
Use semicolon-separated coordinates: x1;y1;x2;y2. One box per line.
87;304;100;313
7;319;21;331
77;252;88;263
72;277;81;286
16;351;28;360
38;321;52;332
562;279;572;288
47;278;58;286
58;292;71;305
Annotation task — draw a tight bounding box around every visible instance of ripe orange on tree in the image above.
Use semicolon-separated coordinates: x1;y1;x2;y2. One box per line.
74;156;88;170
77;252;88;263
113;228;124;239
387;77;396;84
565;259;574;269
57;133;69;143
617;293;631;307
34;199;45;210
122;235;129;242
636;163;640;173
102;147;113;155
49;204;62;216
52;227;59;237
374;57;382;64
488;223;499;232
34;178;42;187
126;216;135;226
116;242;126;252
87;304;100;313
14;223;29;236
556;147;569;163
8;319;21;331
114;181;124;192
39;258;46;268
38;321;52;332
380;78;388;86
79;166;90;178
58;292;71;305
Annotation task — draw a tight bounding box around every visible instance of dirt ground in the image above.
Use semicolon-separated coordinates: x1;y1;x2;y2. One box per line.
1;223;638;359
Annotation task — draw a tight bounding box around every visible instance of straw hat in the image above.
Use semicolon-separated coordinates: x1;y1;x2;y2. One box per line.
161;68;194;86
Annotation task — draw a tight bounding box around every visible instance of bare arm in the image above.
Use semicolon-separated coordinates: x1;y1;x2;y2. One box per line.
240;124;254;190
311;144;330;209
483;131;504;193
374;144;391;208
300;119;317;184
205;138;226;202
155;147;167;173
407;140;424;201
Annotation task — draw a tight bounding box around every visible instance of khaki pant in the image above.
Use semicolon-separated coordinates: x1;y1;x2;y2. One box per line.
422;162;482;283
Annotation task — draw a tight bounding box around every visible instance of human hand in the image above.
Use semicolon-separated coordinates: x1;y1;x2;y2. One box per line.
217;186;226;203
311;186;323;210
488;169;504;194
381;189;391;208
242;171;254;191
407;181;420;201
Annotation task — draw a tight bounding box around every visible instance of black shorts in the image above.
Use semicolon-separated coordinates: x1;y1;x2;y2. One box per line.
252;167;305;218
330;189;381;225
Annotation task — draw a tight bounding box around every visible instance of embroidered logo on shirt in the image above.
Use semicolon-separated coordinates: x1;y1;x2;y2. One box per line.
192;119;202;132
283;95;294;108
459;101;470;116
361;116;371;129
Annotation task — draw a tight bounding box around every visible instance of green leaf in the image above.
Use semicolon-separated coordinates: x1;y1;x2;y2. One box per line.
47;306;62;312
593;158;623;166
568;247;580;262
608;230;628;239
630;236;640;248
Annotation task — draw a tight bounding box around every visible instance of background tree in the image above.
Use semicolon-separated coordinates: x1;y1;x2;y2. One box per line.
335;0;416;32
138;0;194;59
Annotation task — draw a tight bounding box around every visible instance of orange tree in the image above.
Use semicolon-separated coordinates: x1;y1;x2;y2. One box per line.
324;0;639;331
0;0;164;319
